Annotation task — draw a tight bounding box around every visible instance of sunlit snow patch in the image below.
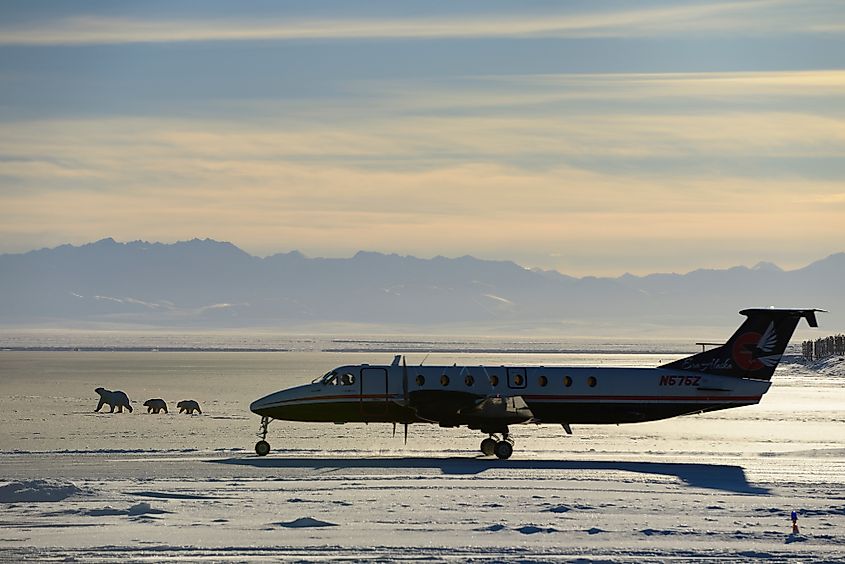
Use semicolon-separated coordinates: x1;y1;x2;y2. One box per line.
57;502;170;517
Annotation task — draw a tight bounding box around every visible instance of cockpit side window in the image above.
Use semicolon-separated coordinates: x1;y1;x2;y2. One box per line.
340;372;356;386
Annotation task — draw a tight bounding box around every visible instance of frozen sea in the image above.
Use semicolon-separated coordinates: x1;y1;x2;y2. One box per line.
0;334;843;562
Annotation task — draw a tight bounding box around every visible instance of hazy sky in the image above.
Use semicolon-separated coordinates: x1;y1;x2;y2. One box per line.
1;0;843;275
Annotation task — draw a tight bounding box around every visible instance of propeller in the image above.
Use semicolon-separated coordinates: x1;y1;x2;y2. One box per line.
402;355;409;444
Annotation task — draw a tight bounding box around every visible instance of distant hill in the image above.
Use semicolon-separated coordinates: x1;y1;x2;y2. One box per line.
0;238;841;333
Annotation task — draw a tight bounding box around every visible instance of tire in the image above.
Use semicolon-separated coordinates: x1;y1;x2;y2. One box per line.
494;440;513;460
480;437;497;456
255;440;271;456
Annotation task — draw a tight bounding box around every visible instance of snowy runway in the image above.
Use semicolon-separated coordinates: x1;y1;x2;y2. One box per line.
2;448;844;562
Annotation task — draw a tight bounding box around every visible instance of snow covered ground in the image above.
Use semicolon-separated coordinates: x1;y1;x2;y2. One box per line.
0;349;843;562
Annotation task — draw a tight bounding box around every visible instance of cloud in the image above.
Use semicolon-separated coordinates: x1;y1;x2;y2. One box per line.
2;101;843;219
467;70;845;102
3;84;843;177
0;1;835;46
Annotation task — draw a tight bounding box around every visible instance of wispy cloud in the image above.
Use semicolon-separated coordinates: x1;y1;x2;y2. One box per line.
4;100;841;184
0;1;835;46
472;70;845;100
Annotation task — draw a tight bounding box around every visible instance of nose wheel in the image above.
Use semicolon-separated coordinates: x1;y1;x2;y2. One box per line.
255;440;271;456
479;430;515;459
255;416;272;456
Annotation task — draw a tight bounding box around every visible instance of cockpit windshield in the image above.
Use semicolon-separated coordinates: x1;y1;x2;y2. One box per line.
312;370;356;386
313;371;337;385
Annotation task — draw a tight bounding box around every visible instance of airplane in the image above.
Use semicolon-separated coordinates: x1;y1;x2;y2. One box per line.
249;308;822;459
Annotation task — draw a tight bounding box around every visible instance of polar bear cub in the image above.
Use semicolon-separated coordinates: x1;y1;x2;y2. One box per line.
94;387;133;413
143;398;168;414
177;400;202;414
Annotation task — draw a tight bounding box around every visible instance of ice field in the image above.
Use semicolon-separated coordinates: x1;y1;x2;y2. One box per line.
0;345;843;562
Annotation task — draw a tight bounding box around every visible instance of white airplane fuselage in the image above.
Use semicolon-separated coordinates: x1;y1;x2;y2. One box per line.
250;364;769;426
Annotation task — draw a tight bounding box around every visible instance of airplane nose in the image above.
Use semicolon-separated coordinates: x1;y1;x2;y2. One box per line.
250;386;308;417
250;383;321;419
250;392;282;416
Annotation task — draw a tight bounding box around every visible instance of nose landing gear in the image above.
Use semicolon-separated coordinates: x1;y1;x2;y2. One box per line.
255;416;272;456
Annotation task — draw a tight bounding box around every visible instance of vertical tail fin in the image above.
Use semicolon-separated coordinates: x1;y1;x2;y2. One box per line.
660;308;823;380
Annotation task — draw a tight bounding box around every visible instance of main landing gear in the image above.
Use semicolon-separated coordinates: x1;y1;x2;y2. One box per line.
255;416;272;456
479;428;515;460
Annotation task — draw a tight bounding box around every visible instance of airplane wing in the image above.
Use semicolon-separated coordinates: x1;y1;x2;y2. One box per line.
408;389;483;424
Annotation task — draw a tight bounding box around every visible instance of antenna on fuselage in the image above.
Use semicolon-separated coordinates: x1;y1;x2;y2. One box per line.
420;352;430;366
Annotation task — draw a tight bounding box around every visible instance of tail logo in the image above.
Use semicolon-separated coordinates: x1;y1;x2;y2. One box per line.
732;322;780;371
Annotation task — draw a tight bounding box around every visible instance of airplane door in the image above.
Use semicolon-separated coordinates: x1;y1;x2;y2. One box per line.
507;367;527;389
360;367;389;420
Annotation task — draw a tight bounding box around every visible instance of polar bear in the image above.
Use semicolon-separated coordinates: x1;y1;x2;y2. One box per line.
177;400;201;414
94;387;133;413
143;398;168;414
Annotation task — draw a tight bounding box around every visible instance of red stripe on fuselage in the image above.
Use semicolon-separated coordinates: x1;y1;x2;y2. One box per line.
269;393;394;405
521;394;761;402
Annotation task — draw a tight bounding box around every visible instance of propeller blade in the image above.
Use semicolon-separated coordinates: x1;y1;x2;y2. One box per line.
401;356;410;444
402;355;408;406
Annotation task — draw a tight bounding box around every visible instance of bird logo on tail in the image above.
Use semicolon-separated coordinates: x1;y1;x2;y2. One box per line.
732;322;779;371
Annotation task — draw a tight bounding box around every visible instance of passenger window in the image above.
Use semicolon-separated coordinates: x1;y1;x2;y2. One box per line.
440;374;450;386
588;376;597;388
465;374;474;386
416;374;425;386
513;374;524;386
564;375;572;387
538;375;548;387
490;374;499;386
340;373;356;386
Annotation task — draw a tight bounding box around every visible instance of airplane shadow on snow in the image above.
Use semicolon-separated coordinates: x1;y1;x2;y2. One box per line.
210;456;769;495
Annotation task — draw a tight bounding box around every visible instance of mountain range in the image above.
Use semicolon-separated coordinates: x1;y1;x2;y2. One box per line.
0;238;841;334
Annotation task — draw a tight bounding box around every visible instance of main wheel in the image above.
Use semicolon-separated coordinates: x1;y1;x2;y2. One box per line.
494;440;513;460
255;440;271;456
480;437;497;456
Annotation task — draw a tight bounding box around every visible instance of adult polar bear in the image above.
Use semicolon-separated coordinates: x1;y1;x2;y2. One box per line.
94;387;133;413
